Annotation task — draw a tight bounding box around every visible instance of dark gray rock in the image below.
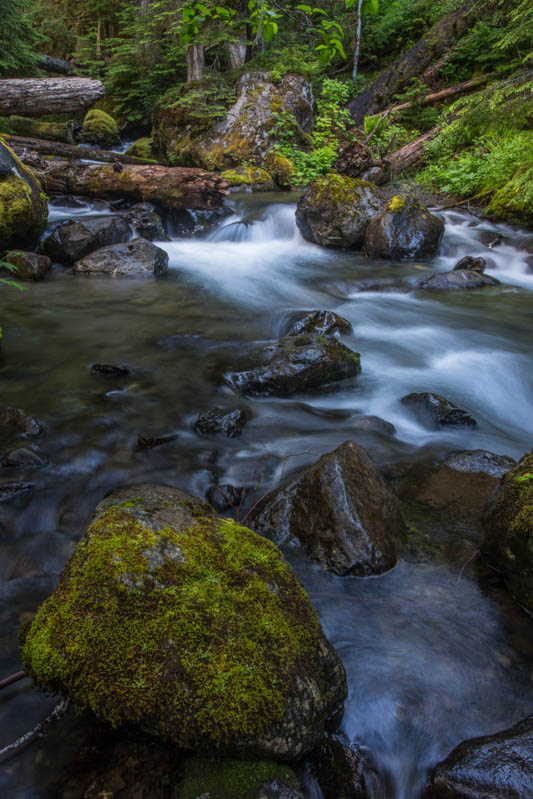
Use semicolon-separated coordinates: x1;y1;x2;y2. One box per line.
253;440;407;576
423;716;533;799
285;310;352;337
417;269;499;290
0;481;34;502
443;449;515;478
90;363;130;378
401;392;477;429
351;415;396;436
1;445;47;468
362;195;444;260
308;733;379;799
2;251;52;280
206;483;248;513
136;432;178;450
453;255;486;273
195;408;247;438
226;335;361;397
122;203;168;241
44;216;131;263
0;407;42;438
73;238;169;277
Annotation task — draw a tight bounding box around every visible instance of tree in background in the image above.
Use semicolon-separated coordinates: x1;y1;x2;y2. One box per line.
0;0;42;75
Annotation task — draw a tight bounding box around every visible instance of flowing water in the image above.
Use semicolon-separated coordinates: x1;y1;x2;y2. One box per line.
1;192;532;797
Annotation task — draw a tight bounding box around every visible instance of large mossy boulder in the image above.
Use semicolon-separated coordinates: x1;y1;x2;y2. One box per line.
153;72;314;170
80;109;120;148
485;167;533;227
253;441;406;576
20;484;346;759
362;194;444;260
481;449;533;615
295;174;386;249
0;140;48;250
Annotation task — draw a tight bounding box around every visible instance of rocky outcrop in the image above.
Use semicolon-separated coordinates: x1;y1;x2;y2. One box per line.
226;334;361;397
296;175;386;249
1;251;51;280
401;392;477;428
20;484;346;759
423;716;533;798
254;441;406;576
44;216;132;263
482;449;533;615
177;757;304;799
72;238;169;277
362;195;444;260
284;310;352;337
195;408;247;438
0;140;48;250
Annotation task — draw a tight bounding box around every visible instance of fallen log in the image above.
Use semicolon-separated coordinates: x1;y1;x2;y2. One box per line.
33;160;229;210
347;2;483;124
388;126;441;175
4;134;159;165
0;117;81;144
374;74;494;119
36;54;75;75
0;78;105;117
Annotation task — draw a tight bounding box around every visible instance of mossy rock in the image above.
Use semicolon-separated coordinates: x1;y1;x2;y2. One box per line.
81;109;120;148
362;194;444;260
295;174;386;249
485;167;533;226
264;152;295;189
125;137;154;160
221;166;275;192
20;484;346;758
178;757;303;799
482;450;533;614
0;115;80;144
0;140;48;250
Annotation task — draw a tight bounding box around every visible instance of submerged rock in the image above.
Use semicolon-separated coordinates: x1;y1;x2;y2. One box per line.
0;406;42;438
136;432;178;450
482;449;533;615
90;362;130;378
453;255;486;273
362;194;444;260
178;757;304;799
0;481;34;502
122;203;168;241
195;408;247;438
1;445;47;468
44;216;131;263
73;238;169;277
253;441;406;576
2;250;51;281
423;716;533;798
295;175;386;249
401;392;477;429
351;415;396;436
285;310;352;337
226;334;361;397
417;269;499;290
20;484;346;759
0;140;48;251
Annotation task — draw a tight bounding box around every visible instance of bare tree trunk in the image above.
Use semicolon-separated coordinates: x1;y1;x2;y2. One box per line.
35;54;75;75
7;134;157;165
225;40;247;70
373;74;493;118
388;126;440;175
352;0;363;84
96;19;102;59
0;78;105;117
187;44;205;82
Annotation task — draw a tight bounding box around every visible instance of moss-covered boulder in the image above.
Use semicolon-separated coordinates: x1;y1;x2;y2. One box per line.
295;174;386;249
20;484;346;758
264;152;295;189
0;140;48;250
362;194;444;260
81;109;120;148
178;757;304;799
485;167;533;226
2;250;51;280
221;166;275;192
125;137;155;161
482;450;533;615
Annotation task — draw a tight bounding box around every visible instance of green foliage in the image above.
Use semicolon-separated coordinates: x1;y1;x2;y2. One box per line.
0;0;43;76
363;112;420;155
0;261;25;290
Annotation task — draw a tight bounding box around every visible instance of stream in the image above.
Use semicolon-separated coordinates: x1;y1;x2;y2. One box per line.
1;192;532;798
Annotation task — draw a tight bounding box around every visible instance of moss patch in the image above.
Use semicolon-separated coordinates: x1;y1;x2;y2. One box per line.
388;195;406;213
221;166;273;187
82;109;120;147
485;167;533;225
125;137;154;160
179;757;300;799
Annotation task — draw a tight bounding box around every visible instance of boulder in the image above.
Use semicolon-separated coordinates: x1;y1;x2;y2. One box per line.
253;441;406;576
362;195;444;260
2;250;51;280
1;445;47;468
296;175;386;249
423;716;533;799
308;733;379;799
226;334;361;397
417;269;499;290
351;415;396;436
177;757;304;799
482;449;533;614
453;255;486;273
285;310;352;337
195;408;247;438
0;140;48;250
0;406;42;438
121;203;167;241
263;152;295;189
20;484;346;759
401;392;477;429
73;238;169;278
80;109;120;148
44;216;132;263
443;449;515;478
221;166;275;192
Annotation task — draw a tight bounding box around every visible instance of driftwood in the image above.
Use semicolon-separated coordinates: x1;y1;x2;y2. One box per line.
0;78;105;117
33;160;229;210
5;134;158;166
347;2;482;123
36;54;75;75
374;74;494;118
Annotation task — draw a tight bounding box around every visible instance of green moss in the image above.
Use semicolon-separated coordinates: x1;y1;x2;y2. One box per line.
264;152;294;188
388;195;406;213
125;137;154;160
221;166;273;187
20;503;320;748
179;757;300;799
82;109;120;146
310;173;376;209
485;167;533;225
0;175;33;243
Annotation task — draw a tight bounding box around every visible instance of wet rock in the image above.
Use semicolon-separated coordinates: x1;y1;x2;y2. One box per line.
453;255;486;273
1;445;47;468
177;757;304;799
401;392;477;429
296;175;386;249
479;230;504;248
351;415;396;436
21;484;346;759
443;449;515;478
226;334;361;397
254;441;406;576
136;432;178;450
43;216;132;263
122;203;168;241
206;483;249;514
285;310;352;337
2;250;51;280
0;406;42;437
0;140;48;250
482;449;533;614
423;716;533;798
308;733;379;799
90;362;130;378
73;238;169;277
195;408;247;438
0;481;34;502
362;195;444;260
417;269;499;290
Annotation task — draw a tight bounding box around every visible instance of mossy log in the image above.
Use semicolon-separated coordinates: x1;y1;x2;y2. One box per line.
0;117;80;144
6;134;158;165
347;2;481;124
33;159;229;210
0;78;105;117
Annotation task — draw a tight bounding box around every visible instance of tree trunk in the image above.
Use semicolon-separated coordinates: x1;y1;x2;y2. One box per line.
347;2;481;124
374;74;494;118
0;78;105;117
1;118;81;144
388;126;440;175
352;0;363;84
32;160;229;210
5;134;158;165
35;54;75;75
187;44;205;82
225;40;247;70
